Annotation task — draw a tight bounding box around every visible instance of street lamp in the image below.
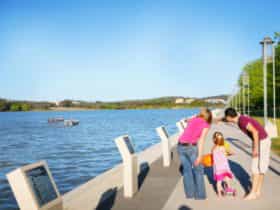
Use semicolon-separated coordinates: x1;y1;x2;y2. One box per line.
238;87;241;113
272;44;277;124
260;36;278;137
260;37;274;125
242;72;249;115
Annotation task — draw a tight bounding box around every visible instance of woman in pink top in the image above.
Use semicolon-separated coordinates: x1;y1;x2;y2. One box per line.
177;108;212;199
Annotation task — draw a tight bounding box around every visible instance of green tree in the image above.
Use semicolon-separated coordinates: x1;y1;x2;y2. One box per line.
0;99;9;111
234;40;280;116
60;100;73;107
21;103;31;111
274;32;280;44
10;103;21;111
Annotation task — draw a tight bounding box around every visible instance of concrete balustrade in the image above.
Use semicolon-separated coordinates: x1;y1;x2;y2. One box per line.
6;161;63;210
176;121;185;134
156;126;171;167
6;129;180;210
180;118;188;128
114;135;138;198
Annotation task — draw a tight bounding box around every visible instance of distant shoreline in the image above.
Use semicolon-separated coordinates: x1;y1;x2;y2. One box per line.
0;106;212;113
0;96;227;112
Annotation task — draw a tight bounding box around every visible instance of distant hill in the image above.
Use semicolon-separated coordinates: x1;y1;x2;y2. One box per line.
0;95;229;112
200;94;229;101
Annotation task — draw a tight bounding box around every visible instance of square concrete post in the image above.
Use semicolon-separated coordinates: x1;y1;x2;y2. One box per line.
115;135;138;198
180;118;188;128
156;126;171;167
176;121;185;134
6;161;62;210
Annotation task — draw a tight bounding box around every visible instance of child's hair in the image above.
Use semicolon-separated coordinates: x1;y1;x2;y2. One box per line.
213;131;225;146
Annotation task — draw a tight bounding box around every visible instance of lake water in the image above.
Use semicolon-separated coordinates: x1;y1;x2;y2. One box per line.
0;109;198;210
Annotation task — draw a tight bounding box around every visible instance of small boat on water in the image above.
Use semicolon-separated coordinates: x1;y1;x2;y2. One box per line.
48;117;64;123
64;120;79;127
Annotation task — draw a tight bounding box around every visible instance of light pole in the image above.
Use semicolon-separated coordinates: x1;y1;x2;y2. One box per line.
272;44;276;124
238;87;241;113
243;72;249;115
260;37;274;125
236;87;239;112
242;76;246;114
247;74;250;115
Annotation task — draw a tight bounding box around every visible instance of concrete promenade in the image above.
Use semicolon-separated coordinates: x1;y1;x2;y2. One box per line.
96;122;280;210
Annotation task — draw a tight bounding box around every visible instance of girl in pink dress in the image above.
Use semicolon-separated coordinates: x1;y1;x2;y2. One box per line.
212;132;236;197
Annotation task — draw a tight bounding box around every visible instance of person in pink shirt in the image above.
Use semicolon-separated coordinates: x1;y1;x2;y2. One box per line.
177;108;212;199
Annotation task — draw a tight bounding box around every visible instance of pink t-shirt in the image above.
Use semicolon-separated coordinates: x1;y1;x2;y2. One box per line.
179;117;210;144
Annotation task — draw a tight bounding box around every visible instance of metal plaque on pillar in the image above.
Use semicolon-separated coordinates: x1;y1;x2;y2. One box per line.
6;161;62;210
115;135;138;198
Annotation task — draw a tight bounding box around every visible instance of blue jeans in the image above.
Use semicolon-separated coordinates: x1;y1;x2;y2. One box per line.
177;144;206;199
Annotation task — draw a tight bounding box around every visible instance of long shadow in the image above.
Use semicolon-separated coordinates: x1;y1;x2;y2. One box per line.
269;166;280;176
227;137;280;177
138;162;150;189
204;166;217;193
270;156;280;165
228;160;251;194
95;187;118;210
178;205;193;210
227;137;251;149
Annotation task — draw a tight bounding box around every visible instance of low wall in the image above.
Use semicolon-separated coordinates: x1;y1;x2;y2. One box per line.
62;133;179;210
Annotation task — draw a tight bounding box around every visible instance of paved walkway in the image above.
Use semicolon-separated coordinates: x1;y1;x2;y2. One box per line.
97;122;280;210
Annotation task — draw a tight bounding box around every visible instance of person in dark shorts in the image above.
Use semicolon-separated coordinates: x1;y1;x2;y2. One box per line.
224;108;271;200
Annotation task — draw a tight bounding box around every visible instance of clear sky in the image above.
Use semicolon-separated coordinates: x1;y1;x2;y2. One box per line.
0;0;279;102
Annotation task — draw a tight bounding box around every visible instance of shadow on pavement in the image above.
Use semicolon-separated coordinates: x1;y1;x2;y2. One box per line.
138;162;150;189
228;160;252;194
178;205;193;210
269;166;280;176
204;160;252;194
227;137;280;177
204;166;217;193
96;187;118;210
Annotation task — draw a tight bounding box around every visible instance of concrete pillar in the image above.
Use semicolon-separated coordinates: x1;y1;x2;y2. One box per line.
180;118;188;128
6;161;62;210
176;121;185;134
156;126;171;167
115;135;138;198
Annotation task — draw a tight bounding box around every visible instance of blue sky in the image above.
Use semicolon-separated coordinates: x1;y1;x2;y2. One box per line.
0;0;279;102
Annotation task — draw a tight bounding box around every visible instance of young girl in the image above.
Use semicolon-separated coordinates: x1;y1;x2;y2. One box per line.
212;132;236;197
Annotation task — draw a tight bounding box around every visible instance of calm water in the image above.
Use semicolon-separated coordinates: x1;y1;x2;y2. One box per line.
0;109;198;210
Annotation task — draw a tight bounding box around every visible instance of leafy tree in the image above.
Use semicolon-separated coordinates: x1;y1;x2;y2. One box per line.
21;103;31;111
274;32;280;44
10;103;21;111
60;100;73;107
234;38;280;116
0;100;9;111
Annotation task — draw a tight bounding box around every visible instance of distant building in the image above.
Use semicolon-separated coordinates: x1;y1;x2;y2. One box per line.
175;98;195;104
72;101;81;105
185;98;195;104
175;98;185;104
205;98;226;104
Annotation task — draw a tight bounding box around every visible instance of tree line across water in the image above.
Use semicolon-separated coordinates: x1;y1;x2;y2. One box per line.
0;99;54;112
0;96;227;112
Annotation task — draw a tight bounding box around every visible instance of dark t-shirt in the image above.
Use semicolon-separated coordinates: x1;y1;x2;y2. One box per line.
238;115;268;140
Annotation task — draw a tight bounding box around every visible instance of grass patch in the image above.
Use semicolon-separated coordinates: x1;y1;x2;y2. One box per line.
252;116;280;156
